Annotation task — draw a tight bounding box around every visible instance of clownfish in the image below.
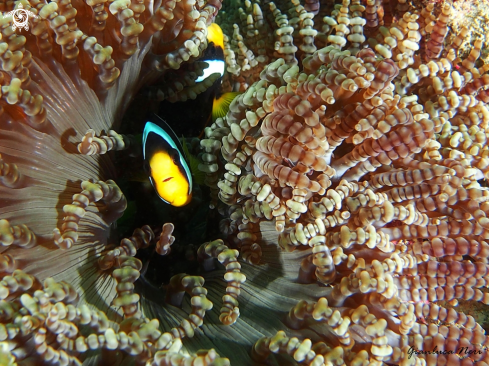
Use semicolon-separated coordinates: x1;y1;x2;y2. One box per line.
196;23;225;84
143;116;192;207
157;23;240;137
200;23;240;122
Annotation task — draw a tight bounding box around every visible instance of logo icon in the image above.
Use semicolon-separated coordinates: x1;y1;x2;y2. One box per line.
5;3;38;31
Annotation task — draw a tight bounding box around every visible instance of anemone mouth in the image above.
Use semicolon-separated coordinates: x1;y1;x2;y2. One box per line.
163;176;174;182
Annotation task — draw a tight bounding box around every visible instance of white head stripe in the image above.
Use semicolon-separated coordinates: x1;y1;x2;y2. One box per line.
196;60;225;82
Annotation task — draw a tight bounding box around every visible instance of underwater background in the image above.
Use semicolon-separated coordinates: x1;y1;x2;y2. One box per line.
1;0;489;364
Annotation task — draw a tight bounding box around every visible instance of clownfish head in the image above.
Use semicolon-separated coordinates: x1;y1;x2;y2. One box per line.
143;120;193;207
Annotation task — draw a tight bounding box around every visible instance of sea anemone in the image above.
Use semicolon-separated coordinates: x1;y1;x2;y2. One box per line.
2;0;489;364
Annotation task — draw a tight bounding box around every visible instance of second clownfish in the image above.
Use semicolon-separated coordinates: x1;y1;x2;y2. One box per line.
143;116;192;207
157;23;240;138
197;23;240;122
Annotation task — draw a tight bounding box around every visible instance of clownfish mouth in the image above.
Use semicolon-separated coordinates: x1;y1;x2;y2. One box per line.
163;177;174;182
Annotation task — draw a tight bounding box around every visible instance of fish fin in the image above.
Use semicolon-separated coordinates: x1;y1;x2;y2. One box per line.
212;92;240;121
182;137;206;186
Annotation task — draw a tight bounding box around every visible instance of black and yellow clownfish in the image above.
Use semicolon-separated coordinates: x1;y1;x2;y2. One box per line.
143;116;192;207
201;23;240;122
196;23;225;84
157;23;240;137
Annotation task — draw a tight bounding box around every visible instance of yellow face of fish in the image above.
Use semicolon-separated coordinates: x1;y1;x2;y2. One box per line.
149;151;192;207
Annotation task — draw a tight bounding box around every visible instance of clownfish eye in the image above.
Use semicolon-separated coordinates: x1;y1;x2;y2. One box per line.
170;149;179;164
